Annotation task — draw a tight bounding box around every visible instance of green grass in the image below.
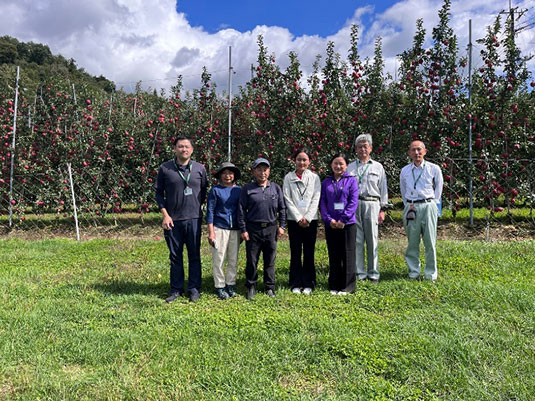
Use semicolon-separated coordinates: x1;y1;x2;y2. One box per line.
1;238;534;400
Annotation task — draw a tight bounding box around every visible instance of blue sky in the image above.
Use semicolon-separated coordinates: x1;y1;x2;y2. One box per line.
1;0;533;92
177;0;392;37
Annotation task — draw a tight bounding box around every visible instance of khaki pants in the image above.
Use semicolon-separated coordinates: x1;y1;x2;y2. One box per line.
402;201;438;280
211;227;240;288
355;200;381;280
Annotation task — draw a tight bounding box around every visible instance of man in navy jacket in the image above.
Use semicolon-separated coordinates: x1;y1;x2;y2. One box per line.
155;137;207;303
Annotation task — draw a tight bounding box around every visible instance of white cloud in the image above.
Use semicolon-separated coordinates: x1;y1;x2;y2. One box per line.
0;0;532;94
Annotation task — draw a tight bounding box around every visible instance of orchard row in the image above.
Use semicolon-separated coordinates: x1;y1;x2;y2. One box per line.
0;0;534;223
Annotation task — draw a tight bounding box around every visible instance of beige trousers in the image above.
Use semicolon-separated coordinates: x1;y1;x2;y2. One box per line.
211;227;240;288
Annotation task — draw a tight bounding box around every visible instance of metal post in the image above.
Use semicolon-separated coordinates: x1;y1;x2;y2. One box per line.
8;66;20;228
227;46;233;162
67;163;80;241
468;20;474;226
72;83;77;104
108;95;113;124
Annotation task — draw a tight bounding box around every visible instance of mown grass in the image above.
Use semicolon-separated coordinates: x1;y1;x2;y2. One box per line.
1;238;534;400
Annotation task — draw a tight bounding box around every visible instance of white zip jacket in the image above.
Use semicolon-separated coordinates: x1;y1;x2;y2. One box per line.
283;169;321;222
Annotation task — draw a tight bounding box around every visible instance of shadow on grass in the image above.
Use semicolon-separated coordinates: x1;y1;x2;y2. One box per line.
91;280;169;298
378;270;408;282
90;274;253;300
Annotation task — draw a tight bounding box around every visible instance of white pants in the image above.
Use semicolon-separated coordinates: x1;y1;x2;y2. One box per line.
211;227;240;288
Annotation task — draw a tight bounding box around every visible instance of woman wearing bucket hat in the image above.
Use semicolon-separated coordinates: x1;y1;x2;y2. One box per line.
206;162;242;299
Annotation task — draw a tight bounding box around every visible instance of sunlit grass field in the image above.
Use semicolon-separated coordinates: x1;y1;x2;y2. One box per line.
1;238;534;400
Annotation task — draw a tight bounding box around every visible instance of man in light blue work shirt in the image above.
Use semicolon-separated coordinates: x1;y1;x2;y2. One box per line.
399;140;443;282
347;134;388;283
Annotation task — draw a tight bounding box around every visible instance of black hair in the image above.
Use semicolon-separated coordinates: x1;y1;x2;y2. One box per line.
173;136;192;147
292;148;312;160
329;153;349;165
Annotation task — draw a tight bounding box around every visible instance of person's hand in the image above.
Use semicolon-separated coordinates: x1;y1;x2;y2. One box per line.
277;227;285;240
337;222;345;229
330;219;338;229
241;232;250;241
378;210;385;224
298;218;309;228
208;233;216;247
162;215;174;230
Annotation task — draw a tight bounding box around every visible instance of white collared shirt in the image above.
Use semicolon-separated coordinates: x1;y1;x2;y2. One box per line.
283;169;321;222
399;160;443;206
347;158;388;208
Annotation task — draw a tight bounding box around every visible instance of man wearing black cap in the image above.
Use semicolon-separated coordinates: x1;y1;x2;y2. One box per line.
238;158;286;299
155;137;207;303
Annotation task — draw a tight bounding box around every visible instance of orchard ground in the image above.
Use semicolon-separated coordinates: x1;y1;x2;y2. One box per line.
1;235;534;400
2;207;535;241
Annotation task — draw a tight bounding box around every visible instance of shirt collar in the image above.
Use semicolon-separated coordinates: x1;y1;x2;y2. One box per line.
254;180;271;188
290;170;308;181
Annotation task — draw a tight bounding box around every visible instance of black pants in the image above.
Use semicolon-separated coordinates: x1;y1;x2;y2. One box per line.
325;223;357;292
245;223;278;290
288;220;317;289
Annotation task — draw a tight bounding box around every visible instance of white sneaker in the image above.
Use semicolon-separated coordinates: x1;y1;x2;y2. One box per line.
292;287;302;294
330;290;338;295
302;287;312;295
338;291;348;296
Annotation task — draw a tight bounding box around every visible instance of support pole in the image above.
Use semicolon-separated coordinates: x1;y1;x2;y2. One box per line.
8;66;20;228
72;83;77;104
227;46;233;162
468;20;474;226
67;163;80;241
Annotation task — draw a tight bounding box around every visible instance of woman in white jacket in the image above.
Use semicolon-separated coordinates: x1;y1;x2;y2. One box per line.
283;149;321;294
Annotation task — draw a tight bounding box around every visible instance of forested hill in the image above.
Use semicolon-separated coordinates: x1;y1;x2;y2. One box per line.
0;35;115;93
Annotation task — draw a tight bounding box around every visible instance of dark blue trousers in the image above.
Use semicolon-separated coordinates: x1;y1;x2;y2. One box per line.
164;218;202;293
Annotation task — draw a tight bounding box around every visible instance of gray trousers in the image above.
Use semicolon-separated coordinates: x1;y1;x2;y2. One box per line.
355;200;381;280
402;201;438;280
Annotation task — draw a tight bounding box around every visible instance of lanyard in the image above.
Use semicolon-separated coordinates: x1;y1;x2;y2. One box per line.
411;161;426;190
174;158;192;186
357;161;371;183
295;175;309;200
331;177;344;201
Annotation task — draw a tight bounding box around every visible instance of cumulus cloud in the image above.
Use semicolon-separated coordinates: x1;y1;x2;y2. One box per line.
0;0;532;94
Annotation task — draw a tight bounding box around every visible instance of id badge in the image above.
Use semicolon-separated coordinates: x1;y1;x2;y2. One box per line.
184;187;193;196
297;200;308;208
334;202;344;210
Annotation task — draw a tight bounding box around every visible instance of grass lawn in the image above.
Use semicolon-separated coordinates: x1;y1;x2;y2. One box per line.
1;238;534;400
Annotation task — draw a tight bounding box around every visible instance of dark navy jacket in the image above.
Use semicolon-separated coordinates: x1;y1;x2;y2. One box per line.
155;159;207;221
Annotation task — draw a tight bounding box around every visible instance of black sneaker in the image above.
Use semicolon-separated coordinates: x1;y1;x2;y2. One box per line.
165;292;182;303
225;285;236;297
246;286;256;300
189;289;200;303
216;288;229;300
265;289;275;297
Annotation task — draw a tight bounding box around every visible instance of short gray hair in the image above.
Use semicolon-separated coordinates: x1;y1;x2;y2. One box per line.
355;134;372;147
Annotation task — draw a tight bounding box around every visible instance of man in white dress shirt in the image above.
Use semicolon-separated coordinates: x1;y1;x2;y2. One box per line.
347;134;388;283
399;140;443;281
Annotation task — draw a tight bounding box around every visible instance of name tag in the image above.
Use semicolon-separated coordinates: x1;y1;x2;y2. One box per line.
334;202;344;210
184;187;193;196
298;200;308;208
